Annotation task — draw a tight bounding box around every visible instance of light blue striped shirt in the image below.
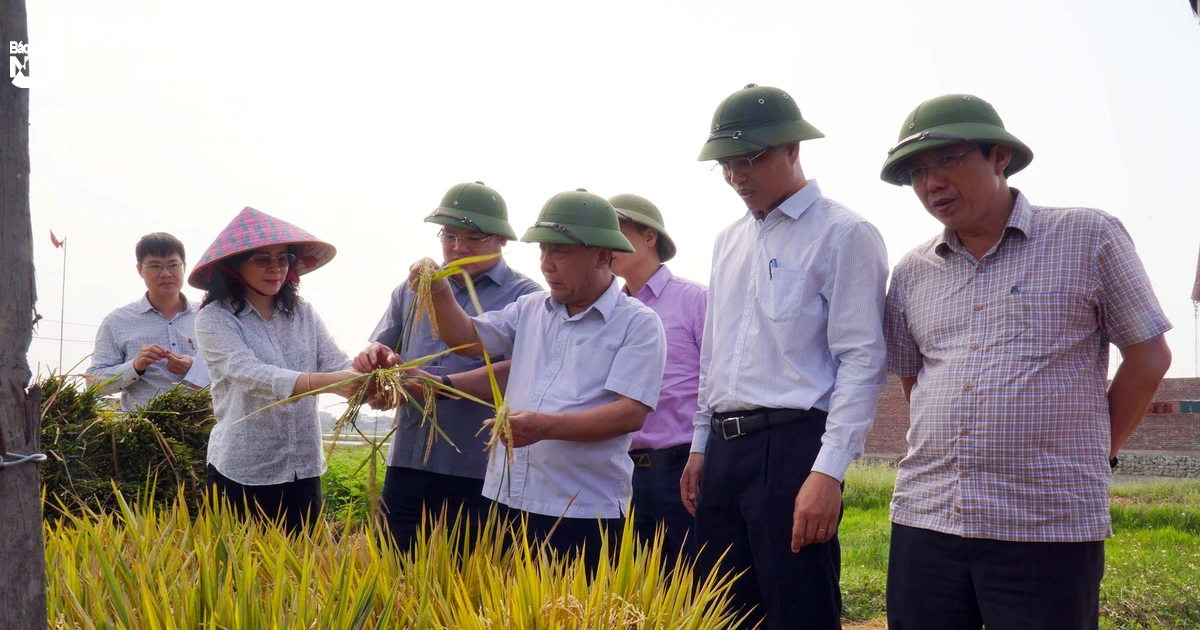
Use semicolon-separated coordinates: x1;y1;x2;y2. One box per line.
693;181;888;481
86;293;207;410
472;278;667;519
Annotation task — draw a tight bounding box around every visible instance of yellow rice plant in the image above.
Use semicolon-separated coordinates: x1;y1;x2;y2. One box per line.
44;488;747;629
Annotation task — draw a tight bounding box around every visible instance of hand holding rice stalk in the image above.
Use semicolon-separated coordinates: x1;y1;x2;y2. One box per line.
406;253;516;488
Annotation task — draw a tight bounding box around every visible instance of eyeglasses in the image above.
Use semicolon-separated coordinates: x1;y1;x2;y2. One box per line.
140;261;184;274
711;149;769;175
247;253;297;269
534;221;587;246
903;147;980;186
437;229;493;247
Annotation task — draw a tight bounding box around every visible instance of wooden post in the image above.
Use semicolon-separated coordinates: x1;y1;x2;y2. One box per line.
0;0;48;626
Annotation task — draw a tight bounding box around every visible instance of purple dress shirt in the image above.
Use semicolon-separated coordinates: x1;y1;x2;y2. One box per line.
625;266;708;451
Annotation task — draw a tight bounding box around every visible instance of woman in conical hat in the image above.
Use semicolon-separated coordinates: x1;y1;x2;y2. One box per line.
190;207;361;532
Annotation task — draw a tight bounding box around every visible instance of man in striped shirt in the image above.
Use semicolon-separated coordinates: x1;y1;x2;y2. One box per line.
87;232;208;410
686;84;889;629
880;94;1172;630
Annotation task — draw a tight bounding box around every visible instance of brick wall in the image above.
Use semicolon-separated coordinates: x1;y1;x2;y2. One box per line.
865;376;1200;455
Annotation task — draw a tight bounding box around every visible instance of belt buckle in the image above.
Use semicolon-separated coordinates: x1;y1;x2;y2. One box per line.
720;416;745;440
631;453;651;468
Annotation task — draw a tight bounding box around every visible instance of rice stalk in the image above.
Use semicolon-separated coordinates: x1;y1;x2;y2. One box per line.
402;253;499;352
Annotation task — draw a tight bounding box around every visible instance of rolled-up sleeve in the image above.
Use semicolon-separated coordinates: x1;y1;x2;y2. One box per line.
85;315;139;394
813;221;889;481
195;307;300;401
470;298;525;358
605;311;667;410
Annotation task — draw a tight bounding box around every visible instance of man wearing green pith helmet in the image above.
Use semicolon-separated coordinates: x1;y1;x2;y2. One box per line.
880;95;1171;629
609;193;707;569
353;182;540;553
687;84;889;629
404;188;668;572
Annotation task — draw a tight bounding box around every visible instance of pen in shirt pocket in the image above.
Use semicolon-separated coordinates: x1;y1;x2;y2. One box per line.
769;258;778;280
188;338;196;350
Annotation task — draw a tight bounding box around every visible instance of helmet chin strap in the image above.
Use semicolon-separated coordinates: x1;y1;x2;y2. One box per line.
216;262;298;297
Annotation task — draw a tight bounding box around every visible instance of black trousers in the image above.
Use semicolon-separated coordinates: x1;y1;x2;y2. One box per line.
630;444;697;570
694;414;842;630
378;466;490;553
887;523;1105;630
494;502;623;574
206;463;322;534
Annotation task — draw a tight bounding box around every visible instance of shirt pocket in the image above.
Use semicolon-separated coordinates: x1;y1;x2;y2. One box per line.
759;266;810;322
563;341;619;401
1001;291;1094;360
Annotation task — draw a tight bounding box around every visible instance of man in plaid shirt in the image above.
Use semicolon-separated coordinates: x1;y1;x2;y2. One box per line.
879;94;1172;630
87;232;208;410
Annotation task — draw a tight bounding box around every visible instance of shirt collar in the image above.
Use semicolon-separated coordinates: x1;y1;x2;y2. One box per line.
643;265;672;298
621;264;673;299
139;292;193;315
935;189;1032;257
451;256;509;289
768;180;823;222
545;275;621;321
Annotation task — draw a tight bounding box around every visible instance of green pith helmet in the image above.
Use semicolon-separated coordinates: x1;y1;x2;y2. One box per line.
520;189;634;253
607;193;676;262
424;181;519;240
697;84;825;161
880;94;1034;186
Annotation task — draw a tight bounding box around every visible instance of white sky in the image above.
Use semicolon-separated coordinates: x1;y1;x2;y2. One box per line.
24;0;1200;392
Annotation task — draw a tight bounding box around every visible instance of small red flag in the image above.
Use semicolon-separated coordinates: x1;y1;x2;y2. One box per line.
50;230;64;248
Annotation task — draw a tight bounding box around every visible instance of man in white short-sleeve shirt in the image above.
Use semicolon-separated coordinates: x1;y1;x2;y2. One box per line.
406;189;667;571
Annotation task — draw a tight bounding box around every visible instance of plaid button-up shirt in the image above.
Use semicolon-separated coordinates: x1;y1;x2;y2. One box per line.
86;294;207;410
884;192;1170;542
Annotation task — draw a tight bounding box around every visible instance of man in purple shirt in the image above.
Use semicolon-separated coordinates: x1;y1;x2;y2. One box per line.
610;193;708;567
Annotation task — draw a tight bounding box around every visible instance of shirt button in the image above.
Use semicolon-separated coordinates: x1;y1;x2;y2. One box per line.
964;384;974;392
735;348;742;355
969;343;980;350
973;304;983;311
976;266;984;273
743;310;751;318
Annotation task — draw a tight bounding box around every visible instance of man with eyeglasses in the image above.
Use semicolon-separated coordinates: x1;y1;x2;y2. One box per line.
686;84;889;629
880;94;1172;629
608;193;706;569
403;188;668;572
354;181;541;553
87;232;210;410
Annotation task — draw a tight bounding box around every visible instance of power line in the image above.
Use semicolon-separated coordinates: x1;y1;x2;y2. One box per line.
40;318;99;328
32;335;94;345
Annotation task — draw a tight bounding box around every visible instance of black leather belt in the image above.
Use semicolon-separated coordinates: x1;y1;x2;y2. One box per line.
710;407;827;440
629;444;691;468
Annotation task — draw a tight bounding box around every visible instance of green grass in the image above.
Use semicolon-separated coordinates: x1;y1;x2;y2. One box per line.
837;465;1200;628
322;444;388;525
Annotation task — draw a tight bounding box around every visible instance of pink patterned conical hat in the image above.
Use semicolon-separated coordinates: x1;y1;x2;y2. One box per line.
188;207;337;290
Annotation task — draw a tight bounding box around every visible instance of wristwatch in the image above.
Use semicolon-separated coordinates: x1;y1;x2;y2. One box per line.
1109;456;1119;470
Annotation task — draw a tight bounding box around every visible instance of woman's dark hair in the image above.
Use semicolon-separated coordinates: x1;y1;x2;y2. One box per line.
199;245;302;318
136;232;186;263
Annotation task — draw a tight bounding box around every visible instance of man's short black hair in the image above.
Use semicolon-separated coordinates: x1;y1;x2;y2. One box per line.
1192;0;1198;16
135;232;186;264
